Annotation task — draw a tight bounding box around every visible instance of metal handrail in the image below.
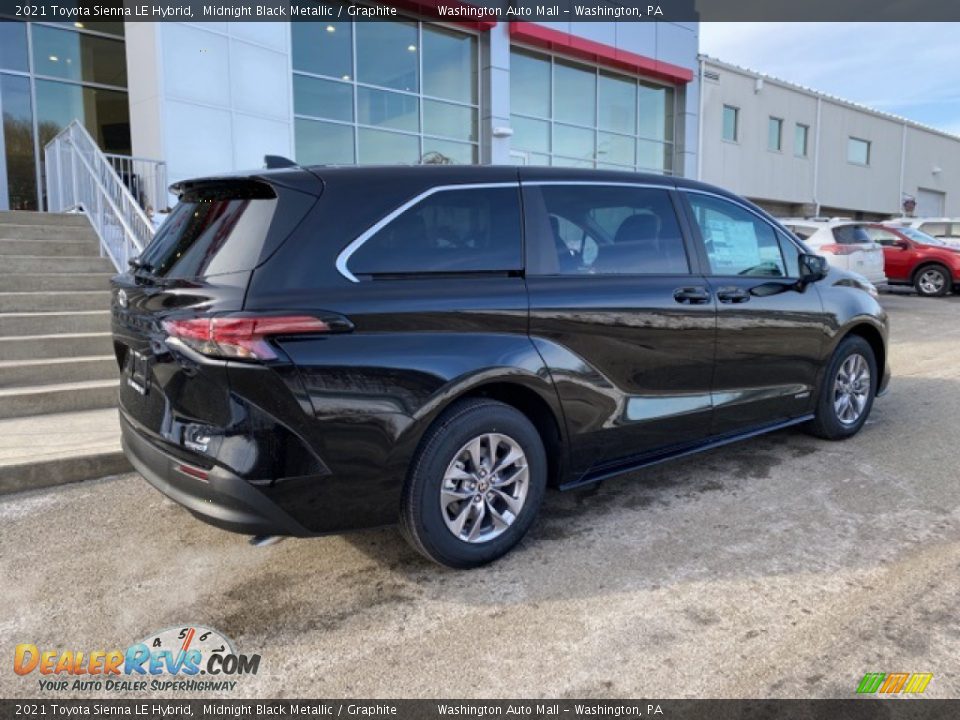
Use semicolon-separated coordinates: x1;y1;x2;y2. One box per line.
44;120;166;271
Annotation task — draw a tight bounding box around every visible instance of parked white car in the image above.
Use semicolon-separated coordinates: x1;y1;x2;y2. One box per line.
779;219;887;285
882;218;960;247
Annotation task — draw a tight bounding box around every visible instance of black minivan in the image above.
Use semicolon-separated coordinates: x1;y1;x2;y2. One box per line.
112;166;889;568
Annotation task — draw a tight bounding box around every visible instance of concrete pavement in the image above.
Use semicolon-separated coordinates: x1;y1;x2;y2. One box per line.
1;292;958;699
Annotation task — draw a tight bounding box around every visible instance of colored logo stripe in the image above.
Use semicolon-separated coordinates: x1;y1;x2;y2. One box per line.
879;673;910;693
857;673;885;694
902;673;933;694
856;672;933;694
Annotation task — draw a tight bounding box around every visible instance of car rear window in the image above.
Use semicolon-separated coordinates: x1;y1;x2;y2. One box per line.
348;186;522;277
832;225;872;245
137;182;278;280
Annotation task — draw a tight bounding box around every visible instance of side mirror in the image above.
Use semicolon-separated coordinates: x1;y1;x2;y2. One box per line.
798;253;828;284
895;240;910;250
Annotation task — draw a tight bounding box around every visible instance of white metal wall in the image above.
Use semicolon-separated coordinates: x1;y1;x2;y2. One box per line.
700;58;960;217
125;21;294;200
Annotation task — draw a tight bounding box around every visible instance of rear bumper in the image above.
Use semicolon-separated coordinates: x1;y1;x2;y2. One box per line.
120;412;311;537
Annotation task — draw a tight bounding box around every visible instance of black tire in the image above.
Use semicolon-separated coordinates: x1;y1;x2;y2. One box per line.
913;264;952;297
805;335;877;440
400;398;546;569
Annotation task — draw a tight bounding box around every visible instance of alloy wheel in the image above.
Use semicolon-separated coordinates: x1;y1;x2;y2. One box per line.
918;269;946;295
833;353;871;425
440;433;529;544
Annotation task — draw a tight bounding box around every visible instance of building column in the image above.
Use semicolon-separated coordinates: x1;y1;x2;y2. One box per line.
124;21;294;204
481;23;511;166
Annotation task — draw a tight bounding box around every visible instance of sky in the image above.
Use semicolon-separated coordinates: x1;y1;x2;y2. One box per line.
699;23;960;136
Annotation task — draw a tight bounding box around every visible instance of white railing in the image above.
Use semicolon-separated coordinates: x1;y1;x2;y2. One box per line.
45;121;165;271
105;153;170;217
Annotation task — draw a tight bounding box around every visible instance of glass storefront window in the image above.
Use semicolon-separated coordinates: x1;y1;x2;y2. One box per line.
356;22;419;93
293;20;479;166
293;75;353;123
50;21;124;37
292;22;352;80
638;139;673;174
510;48;676;174
423;26;476;104
357;128;419;164
35;79;130;154
1;73;37;209
0;22;29;73
0;22;128;211
597;132;635;168
32;24;127;87
638;83;673;142
554;61;596;127
422;138;476;165
510;115;550;155
295;118;355;165
510;50;550;118
554;124;594;162
423;100;476;142
599;72;637;136
357;87;419;133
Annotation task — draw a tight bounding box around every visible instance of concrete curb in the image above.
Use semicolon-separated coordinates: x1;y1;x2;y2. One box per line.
0;451;132;495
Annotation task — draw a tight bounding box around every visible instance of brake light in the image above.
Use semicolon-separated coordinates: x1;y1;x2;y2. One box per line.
819;244;858;256
162;316;330;360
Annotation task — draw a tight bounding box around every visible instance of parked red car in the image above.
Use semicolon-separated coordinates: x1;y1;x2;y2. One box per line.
866;224;960;296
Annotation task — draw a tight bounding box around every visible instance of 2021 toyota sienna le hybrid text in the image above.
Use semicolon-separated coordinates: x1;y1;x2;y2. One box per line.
112;166;889;568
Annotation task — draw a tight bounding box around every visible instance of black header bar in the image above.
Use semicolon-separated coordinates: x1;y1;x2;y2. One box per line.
3;0;960;23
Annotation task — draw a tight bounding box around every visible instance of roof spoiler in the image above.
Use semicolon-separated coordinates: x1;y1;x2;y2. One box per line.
264;155;299;169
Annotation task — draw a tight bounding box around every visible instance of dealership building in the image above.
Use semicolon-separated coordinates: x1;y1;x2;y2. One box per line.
0;13;701;211
699;56;960;219
3;16;960;221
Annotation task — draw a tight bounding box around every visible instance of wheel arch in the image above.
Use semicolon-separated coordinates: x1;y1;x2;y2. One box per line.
840;322;886;383
457;381;567;487
911;261;952;286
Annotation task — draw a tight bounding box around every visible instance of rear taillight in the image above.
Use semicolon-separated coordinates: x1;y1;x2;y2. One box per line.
162;316;330;360
819;244;858;256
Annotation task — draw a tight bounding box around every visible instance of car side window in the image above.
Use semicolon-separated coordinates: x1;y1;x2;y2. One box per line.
920;222;947;237
866;227;902;246
348;186;522;277
535;185;690;275
686;194;787;277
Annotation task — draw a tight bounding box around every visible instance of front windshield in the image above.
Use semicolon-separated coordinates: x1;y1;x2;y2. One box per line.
899;227;946;246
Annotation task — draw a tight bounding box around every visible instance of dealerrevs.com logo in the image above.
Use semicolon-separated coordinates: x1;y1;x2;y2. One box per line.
14;625;260;693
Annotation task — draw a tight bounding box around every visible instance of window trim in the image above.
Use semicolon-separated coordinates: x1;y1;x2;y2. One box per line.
847;136;871;166
722;104;739;143
767;116;783;153
336;182;520;282
794;123;809;158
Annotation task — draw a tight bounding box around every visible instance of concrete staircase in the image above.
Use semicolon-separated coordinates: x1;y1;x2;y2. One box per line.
0;211;130;493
